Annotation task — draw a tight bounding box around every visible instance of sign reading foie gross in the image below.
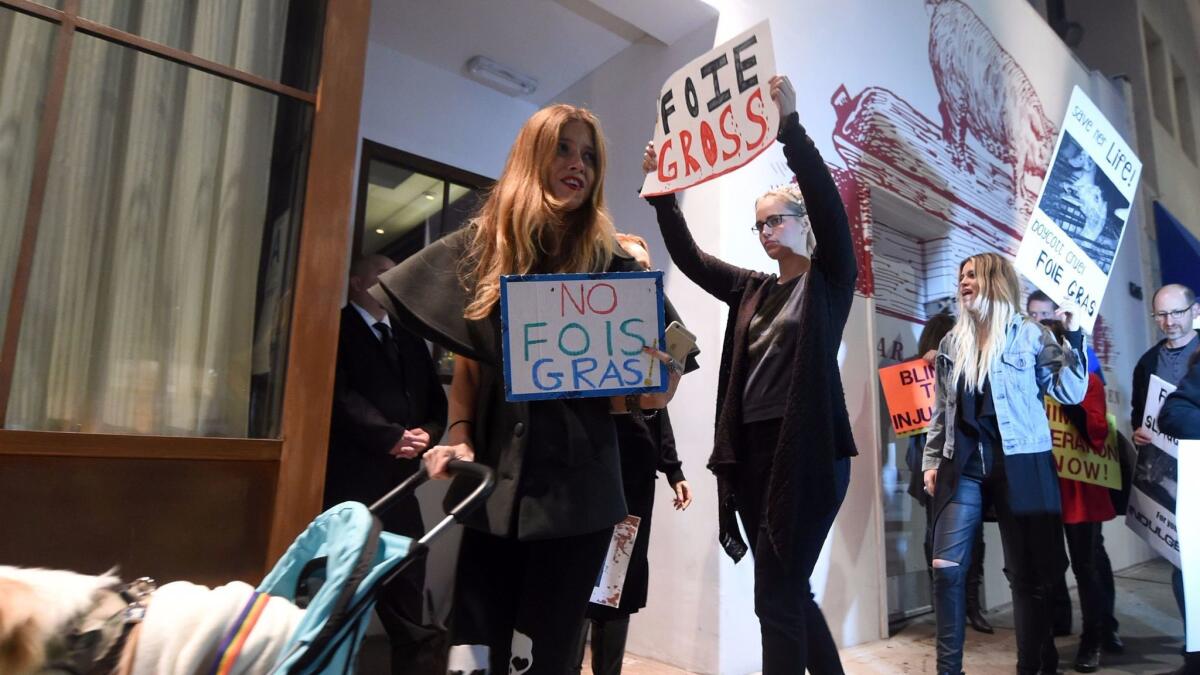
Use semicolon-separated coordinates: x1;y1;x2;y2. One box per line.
878;358;937;438
641;20;778;197
1015;86;1142;332
1126;375;1180;566
500;272;667;402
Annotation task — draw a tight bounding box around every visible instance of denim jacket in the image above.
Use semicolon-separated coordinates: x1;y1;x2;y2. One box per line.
922;316;1088;471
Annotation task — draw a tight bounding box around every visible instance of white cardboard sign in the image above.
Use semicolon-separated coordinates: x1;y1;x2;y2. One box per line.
641;20;779;197
1126;375;1180;566
1015;86;1141;332
499;272;666;401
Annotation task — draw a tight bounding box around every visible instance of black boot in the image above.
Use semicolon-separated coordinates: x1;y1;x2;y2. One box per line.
966;537;994;634
1072;640;1100;673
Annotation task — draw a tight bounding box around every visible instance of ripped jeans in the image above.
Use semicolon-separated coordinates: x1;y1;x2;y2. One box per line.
931;462;1065;674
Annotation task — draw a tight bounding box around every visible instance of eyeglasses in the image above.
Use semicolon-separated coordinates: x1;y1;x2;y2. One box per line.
1151;307;1194;321
751;212;805;234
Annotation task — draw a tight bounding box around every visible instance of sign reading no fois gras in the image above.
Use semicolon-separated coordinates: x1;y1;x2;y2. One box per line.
500;272;667;402
641;20;779;197
1015;86;1142;332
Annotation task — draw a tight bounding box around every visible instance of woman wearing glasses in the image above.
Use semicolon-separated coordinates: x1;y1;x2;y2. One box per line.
922;254;1088;675
642;74;857;673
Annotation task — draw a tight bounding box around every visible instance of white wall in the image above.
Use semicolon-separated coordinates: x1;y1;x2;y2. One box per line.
358;41;537;179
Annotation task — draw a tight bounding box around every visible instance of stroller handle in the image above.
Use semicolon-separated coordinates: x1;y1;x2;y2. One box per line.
367;459;495;546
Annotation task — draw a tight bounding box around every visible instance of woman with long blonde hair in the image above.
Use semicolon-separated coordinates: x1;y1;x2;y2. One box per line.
373;104;683;675
922;253;1089;675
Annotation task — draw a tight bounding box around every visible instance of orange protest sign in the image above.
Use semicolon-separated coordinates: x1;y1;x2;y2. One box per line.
1044;399;1121;489
878;358;936;438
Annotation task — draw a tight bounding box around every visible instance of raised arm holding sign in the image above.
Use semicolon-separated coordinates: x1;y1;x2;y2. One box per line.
1015;86;1142;332
641;20;779;196
642;60;859;670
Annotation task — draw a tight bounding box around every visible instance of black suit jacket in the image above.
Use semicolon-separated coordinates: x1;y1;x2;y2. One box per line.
324;305;448;536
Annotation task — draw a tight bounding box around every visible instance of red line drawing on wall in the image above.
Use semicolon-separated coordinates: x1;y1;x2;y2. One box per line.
824;0;1061;322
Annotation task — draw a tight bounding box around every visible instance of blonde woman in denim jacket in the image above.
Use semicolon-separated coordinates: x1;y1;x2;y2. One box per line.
922;253;1088;675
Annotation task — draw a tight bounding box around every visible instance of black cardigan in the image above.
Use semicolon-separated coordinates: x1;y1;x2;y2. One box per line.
646;113;858;563
1159;357;1200;440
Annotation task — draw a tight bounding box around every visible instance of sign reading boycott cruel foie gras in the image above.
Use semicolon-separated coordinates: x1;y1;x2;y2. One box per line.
1015;86;1142;332
878;358;937;438
500;272;667;402
640;20;779;197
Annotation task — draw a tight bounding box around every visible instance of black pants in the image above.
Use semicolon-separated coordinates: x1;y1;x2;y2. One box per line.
737;419;851;675
932;452;1066;674
1054;522;1115;646
569;616;630;675
375;559;434;674
447;526;612;675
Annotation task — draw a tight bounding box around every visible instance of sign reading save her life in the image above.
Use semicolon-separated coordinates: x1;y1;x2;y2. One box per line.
1015;86;1142;332
878;358;936;438
1043;399;1121;489
500;272;667;402
640;20;779;197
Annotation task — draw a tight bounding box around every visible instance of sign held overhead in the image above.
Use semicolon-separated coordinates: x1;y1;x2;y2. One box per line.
641;20;779;197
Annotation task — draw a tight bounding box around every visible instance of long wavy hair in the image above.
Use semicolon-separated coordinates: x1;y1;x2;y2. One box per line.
947;252;1021;391
462;104;615;319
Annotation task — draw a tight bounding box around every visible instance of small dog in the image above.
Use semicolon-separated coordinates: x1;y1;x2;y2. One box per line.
0;566;303;675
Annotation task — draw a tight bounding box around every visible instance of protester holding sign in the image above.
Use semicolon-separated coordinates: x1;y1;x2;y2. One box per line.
371;104;684;675
570;233;693;675
901;314;995;635
643;74;858;673
1158;351;1200;674
1127;283;1199;673
921;253;1088;675
1042;319;1119;673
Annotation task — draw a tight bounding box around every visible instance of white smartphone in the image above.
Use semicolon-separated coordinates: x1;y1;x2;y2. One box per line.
663;321;698;365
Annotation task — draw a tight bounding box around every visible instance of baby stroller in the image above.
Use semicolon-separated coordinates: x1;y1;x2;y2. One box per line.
256;460;492;674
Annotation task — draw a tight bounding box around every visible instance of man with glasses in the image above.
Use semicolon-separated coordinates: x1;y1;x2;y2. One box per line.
1130;283;1199;674
1133;284;1200;447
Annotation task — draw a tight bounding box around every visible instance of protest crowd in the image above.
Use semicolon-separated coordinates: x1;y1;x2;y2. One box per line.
7;10;1200;675
344;59;1199;675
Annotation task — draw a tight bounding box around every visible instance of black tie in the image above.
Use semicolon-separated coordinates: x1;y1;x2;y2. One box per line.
373;321;402;369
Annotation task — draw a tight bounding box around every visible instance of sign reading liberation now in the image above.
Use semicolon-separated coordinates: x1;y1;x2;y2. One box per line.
641;20;779;197
1043;399;1120;489
878;358;937;438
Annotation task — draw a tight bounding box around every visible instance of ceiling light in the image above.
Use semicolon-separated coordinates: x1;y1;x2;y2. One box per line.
465;55;538;97
423;192;436;201
375;228;385;234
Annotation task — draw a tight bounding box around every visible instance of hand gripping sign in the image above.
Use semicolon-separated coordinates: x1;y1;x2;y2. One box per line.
641;20;779;197
1015;86;1142;332
500;271;667;402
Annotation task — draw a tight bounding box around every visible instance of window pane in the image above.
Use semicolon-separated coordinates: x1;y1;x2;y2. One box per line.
0;10;56;338
78;0;324;91
362;162;445;259
5;34;311;438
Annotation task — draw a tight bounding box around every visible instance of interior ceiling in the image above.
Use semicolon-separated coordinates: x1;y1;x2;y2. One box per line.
368;0;719;104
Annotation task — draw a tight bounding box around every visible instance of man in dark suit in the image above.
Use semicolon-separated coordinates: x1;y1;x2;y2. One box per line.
325;254;448;673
